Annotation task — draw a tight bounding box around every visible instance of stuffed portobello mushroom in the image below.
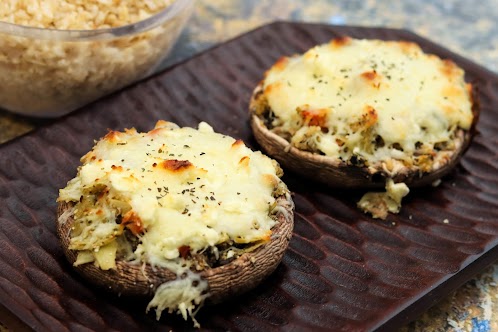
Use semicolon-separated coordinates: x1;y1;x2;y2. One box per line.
250;37;478;219
57;120;294;327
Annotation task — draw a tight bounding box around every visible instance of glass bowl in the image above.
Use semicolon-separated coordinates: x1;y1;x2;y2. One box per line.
0;0;194;117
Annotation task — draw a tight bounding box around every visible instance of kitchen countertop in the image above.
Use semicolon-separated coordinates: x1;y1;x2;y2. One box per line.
1;1;497;331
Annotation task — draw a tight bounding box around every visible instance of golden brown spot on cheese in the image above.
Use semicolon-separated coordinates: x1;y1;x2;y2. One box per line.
231;139;245;148
364;106;378;126
350;106;378;132
441;59;458;78
159;159;193;172
238;156;250;168
262;174;278;187
264;82;282;95
272;56;289;71
299;108;328;128
361;70;379;81
111;165;123;171
154;120;170;129
361;70;382;89
330;36;352;48
148;127;165;136
442;85;464;100
354;105;379;130
103;130;121;142
121;210;144;235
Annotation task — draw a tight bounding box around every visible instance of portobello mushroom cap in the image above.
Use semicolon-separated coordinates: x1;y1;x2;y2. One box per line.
57;193;294;303
249;82;479;189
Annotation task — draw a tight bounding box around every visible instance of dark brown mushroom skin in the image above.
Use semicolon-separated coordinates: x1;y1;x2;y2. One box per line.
56;193;294;304
249;82;479;190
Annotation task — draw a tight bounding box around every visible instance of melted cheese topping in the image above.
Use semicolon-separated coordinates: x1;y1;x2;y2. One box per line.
59;121;280;261
357;179;410;219
58;120;285;324
262;37;473;168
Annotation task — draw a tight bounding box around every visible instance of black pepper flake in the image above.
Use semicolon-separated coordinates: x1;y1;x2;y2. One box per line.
117;142;127;145
210;196;215;201
200;152;205;156
182;208;189;215
184;145;190;148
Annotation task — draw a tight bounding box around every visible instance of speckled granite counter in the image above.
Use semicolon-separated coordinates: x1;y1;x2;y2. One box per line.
1;1;497;331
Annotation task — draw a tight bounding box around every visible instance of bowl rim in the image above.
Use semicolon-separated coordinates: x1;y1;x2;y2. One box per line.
0;0;193;41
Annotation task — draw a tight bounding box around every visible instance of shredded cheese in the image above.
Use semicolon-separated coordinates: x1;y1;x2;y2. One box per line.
358;179;410;219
